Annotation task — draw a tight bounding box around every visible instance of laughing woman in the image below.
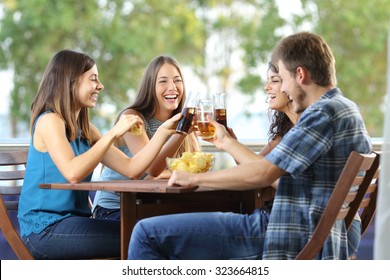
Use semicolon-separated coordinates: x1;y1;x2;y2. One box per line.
18;50;180;259
92;55;200;220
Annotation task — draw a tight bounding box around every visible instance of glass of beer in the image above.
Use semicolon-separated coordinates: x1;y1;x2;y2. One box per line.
213;92;227;128
197;99;216;140
176;92;199;134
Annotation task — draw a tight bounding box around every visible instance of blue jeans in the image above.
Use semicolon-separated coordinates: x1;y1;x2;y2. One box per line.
127;209;270;260
93;205;120;221
22;216;120;259
347;218;362;256
127;209;361;260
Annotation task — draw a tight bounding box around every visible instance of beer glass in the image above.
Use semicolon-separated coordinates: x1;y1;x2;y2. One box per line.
176;92;199;134
197;99;216;140
213;92;227;128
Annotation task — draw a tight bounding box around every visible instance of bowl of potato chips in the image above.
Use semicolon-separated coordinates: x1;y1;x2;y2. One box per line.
166;152;214;173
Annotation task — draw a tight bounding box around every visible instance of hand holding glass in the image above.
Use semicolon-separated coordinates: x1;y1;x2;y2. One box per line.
213;92;227;128
176;92;199;134
197;99;216;140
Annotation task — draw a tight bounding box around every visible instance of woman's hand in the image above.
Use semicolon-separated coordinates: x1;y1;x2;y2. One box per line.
187;114;199;135
158;113;182;136
227;127;238;140
111;114;144;139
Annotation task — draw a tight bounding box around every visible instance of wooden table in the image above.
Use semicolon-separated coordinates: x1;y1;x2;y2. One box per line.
40;180;274;259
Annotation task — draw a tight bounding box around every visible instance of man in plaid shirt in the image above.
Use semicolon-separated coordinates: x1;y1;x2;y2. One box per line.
128;32;371;260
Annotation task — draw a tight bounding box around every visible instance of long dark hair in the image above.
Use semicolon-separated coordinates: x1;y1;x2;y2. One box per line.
116;55;200;154
30;49;95;142
266;62;294;141
116;55;185;121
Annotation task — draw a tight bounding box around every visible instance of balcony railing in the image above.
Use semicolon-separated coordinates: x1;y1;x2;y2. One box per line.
0;137;384;152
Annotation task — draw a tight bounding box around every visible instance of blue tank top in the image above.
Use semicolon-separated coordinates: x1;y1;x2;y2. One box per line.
92;116;163;211
18;112;93;237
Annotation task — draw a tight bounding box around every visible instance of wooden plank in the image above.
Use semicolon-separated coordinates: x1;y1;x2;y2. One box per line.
40;179;198;193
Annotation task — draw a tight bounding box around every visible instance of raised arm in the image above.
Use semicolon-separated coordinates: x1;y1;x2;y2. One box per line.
34;112;142;183
118;109;191;177
204;117;259;164
101;113;181;179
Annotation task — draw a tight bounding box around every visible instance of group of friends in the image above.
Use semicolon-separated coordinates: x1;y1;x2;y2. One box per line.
17;31;371;260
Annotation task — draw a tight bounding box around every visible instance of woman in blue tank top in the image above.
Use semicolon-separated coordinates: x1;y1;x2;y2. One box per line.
92;55;200;220
17;50;181;259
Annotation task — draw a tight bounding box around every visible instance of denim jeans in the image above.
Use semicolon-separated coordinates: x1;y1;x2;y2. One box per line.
22;216;120;259
128;209;270;260
93;205;120;221
347;218;362;256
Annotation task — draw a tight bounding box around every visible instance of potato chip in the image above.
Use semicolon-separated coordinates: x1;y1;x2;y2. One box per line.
130;124;143;136
166;152;214;173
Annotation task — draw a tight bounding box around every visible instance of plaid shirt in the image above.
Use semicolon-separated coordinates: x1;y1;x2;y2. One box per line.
263;88;371;259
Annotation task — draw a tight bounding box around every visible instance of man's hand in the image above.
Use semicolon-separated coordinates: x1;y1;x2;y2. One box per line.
167;170;197;188
203;116;234;150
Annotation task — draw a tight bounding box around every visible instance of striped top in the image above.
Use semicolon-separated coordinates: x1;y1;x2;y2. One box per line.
92;116;164;211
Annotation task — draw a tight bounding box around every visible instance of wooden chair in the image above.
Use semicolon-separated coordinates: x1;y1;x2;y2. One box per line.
0;149;34;259
295;151;379;260
345;151;380;236
0;149;120;260
346;151;380;260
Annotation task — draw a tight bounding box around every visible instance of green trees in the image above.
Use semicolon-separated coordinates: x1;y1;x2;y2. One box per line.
238;0;390;137
304;0;389;136
0;0;205;136
0;0;388;137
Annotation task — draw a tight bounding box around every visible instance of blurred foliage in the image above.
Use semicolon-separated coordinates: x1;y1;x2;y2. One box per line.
309;0;390;136
0;0;388;137
0;0;206;135
238;0;390;137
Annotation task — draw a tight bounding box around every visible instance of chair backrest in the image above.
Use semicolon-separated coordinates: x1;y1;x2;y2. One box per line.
0;149;34;259
295;151;379;260
345;151;380;237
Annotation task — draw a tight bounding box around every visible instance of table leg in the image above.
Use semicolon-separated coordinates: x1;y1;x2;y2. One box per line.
240;187;275;214
120;192;137;260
